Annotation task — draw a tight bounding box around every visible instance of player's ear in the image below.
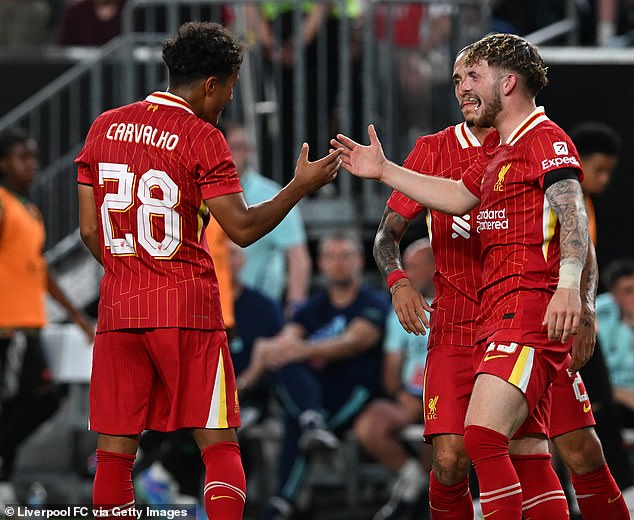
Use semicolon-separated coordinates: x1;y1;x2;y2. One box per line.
501;73;517;95
204;76;217;97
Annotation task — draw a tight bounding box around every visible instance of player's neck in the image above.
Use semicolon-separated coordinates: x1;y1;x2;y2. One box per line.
495;99;537;143
470;125;490;145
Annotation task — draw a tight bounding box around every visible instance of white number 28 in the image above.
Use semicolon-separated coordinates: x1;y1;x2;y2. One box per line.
98;162;181;258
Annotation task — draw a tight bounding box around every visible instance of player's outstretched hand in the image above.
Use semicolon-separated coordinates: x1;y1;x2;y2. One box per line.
569;306;596;372
330;124;387;180
293;142;341;193
542;287;581;343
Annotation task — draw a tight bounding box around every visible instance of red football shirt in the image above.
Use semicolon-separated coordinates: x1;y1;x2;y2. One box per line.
388;123;484;348
462;107;583;343
76;91;243;332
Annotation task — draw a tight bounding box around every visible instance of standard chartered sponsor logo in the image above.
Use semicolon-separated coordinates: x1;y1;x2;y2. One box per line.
451;214;471;239
476;208;509;233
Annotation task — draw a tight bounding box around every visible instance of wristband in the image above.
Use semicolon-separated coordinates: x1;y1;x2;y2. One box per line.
557;259;582;290
386;269;408;289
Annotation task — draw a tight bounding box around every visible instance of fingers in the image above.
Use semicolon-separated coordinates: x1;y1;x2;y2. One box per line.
368;124;379;145
544;310;580;342
298;142;309;163
394;294;429;335
334;133;359;149
420;299;434;313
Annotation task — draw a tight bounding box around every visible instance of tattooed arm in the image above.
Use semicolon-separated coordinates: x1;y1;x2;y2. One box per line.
570;241;598;371
542;177;589;345
374;206;432;335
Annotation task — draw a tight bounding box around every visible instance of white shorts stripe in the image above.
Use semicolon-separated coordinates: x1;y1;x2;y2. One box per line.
205;350;226;428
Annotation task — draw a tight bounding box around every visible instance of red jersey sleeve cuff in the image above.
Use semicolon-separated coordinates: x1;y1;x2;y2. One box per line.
201;181;243;200
462;175;481;199
387;190;424;220
77;165;93;185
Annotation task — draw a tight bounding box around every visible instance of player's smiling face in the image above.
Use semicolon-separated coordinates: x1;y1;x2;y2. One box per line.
454;58;502;129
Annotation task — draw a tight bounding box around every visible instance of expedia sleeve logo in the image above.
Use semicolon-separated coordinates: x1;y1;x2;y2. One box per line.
553;141;568;155
542;141;579;170
541;155;579;170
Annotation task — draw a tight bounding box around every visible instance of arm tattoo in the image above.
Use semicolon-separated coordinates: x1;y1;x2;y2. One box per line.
545;178;589;276
581;241;598;310
373;205;411;278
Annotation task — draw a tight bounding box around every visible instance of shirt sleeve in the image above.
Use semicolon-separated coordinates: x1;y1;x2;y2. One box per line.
386;136;436;219
75;118;102;186
461;154;486;198
196;128;243;200
529;128;583;188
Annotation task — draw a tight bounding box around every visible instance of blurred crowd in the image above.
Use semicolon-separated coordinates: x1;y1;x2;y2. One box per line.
0;0;633;48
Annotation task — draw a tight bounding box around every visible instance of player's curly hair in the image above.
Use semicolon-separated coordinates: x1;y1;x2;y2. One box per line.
162;22;244;86
463;33;548;97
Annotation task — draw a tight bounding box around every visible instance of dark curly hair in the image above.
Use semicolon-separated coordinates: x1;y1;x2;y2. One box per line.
162;22;244;86
569;122;622;157
463;33;548;97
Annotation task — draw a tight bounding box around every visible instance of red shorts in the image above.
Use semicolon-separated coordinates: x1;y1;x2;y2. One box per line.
90;328;240;435
474;330;569;436
549;354;595;438
422;344;475;442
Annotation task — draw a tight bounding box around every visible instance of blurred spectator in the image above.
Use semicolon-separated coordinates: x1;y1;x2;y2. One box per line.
229;240;284;424
597;258;634;423
0;0;50;46
569;121;622;244
373;3;451;159
354;238;435;520
245;0;361;176
224;123;311;316
56;0;126;46
249;229;389;519
0;128;94;507
206;217;235;330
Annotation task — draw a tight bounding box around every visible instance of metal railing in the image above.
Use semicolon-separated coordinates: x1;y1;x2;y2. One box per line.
0;0;493;249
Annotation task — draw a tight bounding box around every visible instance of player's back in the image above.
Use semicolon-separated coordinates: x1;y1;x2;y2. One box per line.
76;92;242;332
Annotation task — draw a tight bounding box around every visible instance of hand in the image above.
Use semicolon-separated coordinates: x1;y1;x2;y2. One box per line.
330;124;387;180
255;336;306;370
542;287;581;343
569;307;596;372
292;143;341;194
391;280;433;335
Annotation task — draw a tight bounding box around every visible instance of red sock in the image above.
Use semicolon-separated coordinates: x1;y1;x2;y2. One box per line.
510;453;569;519
93;449;136;519
428;471;473;519
463;425;522;519
571;464;629;519
201;442;246;520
